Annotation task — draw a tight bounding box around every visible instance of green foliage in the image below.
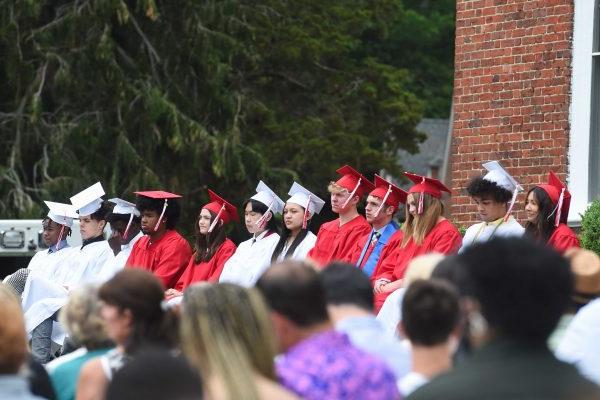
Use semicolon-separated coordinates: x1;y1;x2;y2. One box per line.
0;0;451;238
580;199;600;256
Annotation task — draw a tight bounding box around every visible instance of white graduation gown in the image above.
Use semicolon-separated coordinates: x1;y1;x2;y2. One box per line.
22;240;111;341
459;216;524;253
219;231;280;287
276;231;317;261
96;231;144;283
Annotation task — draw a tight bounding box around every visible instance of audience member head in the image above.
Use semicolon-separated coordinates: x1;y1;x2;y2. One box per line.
106;348;203;400
98;269;177;354
564;248;600;309
402;253;445;289
59;285;112;350
181;283;277;400
400;279;461;347
0;283;28;374
458;237;572;345
320;262;374;315
256;260;330;352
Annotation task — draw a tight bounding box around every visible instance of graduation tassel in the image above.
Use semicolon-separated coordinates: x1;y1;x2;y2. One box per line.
547;188;566;228
154;199;168;232
374;185;393;217
255;200;274;230
417;177;426;215
554;188;566;227
302;194;312;230
123;213;134;240
503;187;519;222
208;204;225;233
56;225;65;251
341;178;362;209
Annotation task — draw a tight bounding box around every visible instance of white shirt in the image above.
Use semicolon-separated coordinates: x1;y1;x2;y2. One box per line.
276;231;317;261
398;372;429;397
460;216;524;253
555;299;600;384
97;231;144;283
219;231;280;287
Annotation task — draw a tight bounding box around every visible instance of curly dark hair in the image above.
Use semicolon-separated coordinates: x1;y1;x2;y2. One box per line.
136;196;181;229
466;176;512;203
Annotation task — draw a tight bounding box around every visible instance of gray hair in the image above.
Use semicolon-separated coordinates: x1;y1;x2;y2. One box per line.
59;284;111;349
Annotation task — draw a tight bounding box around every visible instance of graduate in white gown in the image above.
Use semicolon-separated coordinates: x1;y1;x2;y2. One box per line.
97;198;143;283
3;201;76;294
219;181;284;287
24;182;112;363
270;182;324;262
459;161;525;253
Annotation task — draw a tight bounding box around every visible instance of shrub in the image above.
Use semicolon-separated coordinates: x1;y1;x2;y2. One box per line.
580;199;600;256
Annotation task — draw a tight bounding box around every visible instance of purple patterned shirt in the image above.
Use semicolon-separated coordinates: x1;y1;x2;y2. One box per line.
276;330;400;400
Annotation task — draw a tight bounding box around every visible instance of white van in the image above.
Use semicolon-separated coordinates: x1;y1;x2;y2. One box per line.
0;220;84;276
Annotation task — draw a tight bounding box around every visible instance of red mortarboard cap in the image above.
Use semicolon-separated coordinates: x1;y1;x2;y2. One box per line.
371;175;408;209
134;191;182;199
335;165;375;198
404;172;451;199
537;171;571;225
203;189;239;225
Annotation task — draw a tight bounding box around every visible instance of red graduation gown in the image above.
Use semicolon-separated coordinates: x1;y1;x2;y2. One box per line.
125;230;192;289
175;238;237;291
547;223;580;254
308;215;372;267
373;219;461;311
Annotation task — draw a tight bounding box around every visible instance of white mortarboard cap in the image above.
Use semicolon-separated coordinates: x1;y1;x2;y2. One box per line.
287;182;325;215
251;181;285;215
70;182;105;216
482;161;523;193
108;198;140;216
44;201;78;227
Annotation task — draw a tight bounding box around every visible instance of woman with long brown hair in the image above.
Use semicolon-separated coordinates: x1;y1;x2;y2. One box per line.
372;172;462;312
165;190;238;300
524;171;580;253
76;269;177;400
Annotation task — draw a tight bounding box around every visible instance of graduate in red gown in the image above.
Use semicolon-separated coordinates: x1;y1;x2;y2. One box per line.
524;171;580;253
165;190;238;300
347;175;407;279
125;191;192;289
307;165;375;267
372;172;462;311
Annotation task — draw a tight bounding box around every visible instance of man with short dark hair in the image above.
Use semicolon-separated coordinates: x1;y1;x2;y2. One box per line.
399;279;461;397
320;262;410;380
256;260;399;400
460;161;524;252
409;238;600;400
125;191;192;289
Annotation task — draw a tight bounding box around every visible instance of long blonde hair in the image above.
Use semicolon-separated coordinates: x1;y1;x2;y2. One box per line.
180;283;278;400
402;192;444;247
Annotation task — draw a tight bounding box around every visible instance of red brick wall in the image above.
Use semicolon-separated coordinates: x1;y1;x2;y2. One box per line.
450;0;574;228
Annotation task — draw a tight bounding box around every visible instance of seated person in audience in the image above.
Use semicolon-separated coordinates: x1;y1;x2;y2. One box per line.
256;260;399;400
408;238;599;400
320;262;411;379
398;279;462;397
180;283;298;400
46;285;113;400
